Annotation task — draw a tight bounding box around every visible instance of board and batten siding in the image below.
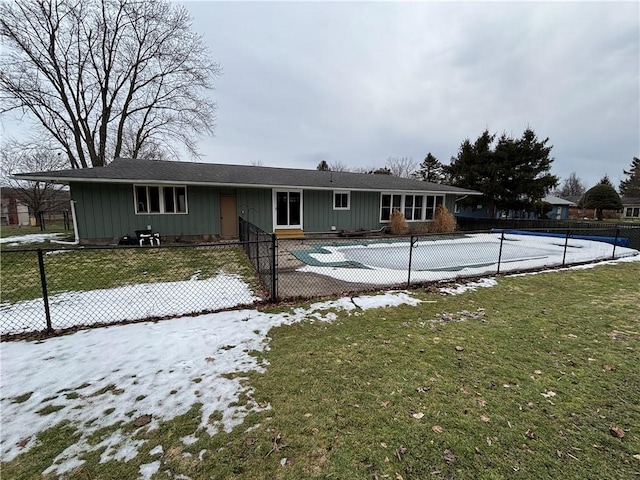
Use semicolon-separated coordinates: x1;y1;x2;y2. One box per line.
70;182;220;240
237;188;273;233
303;190;382;232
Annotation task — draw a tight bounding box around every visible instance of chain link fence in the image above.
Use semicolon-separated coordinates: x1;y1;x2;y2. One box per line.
2;222;638;339
1;243;265;339
274;227;639;300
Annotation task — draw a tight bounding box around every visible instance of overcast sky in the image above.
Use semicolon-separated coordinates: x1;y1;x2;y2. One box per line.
2;1;638;190
178;0;639;189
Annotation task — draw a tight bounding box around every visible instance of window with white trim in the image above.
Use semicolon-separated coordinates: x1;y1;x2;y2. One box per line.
626;207;640;218
380;193;444;222
135;185;187;214
333;191;350;210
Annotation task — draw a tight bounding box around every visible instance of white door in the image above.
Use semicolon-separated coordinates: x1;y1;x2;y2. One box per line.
273;190;302;230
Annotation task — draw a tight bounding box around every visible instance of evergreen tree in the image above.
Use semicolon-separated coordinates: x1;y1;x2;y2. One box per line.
580;183;623;220
316;160;330;171
444;128;557;217
599;174;613;187
414;153;444;183
619;156;640;197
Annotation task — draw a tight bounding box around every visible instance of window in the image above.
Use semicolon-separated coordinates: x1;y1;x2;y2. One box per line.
626;207;640;218
134;185;187;214
333;191;350;210
380;193;444;222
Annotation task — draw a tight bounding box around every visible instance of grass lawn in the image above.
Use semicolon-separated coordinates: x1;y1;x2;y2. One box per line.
0;221;71;239
2;262;639;479
1;246;259;304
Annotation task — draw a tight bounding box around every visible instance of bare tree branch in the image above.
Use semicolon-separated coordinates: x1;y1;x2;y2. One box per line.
1;0;221;168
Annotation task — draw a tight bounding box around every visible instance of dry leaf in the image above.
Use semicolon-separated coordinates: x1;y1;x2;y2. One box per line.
417;385;432;393
533;370;542;375
380;442;388;448
556;450;563;458
16;437;30;448
205;356;215;362
412;412;424;419
432;425;443;433
245;437;257;446
381;401;391;407
610;427;625;438
541;390;556;398
133;414;152;427
480;415;490;422
303;413;313;417
455;346;464;352
443;449;457;464
311;428;319;436
486;437;492;446
525;429;535;439
478;399;487;407
633;454;640;460
396;474;404;480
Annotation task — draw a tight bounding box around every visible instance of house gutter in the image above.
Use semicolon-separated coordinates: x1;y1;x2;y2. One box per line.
51;200;80;245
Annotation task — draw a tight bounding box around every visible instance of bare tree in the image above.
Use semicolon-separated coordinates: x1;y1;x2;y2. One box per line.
554;172;586;197
1;0;221;168
385;156;418;178
1;142;69;222
329;161;350;172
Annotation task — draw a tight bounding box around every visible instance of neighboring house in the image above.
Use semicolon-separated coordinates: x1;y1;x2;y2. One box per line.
543;195;576;220
455;194;575;220
14;158;480;244
564;195;621;220
622;197;640;219
1;190;30;226
0;187;70;226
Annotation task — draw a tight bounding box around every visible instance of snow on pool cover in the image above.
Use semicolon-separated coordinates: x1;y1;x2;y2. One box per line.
295;233;639;284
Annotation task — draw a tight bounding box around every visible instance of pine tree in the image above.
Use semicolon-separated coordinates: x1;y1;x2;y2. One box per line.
316;160;330;171
619;157;640;197
414;153;444;183
444;128;558;217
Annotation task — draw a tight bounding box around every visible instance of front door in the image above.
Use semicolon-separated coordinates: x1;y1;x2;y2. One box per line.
274;190;302;229
220;195;238;238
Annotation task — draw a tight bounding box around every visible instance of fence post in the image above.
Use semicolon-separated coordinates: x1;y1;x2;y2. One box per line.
37;249;53;333
612;228;619;259
496;231;505;274
271;233;278;302
255;229;261;274
407;235;416;288
562;230;571;267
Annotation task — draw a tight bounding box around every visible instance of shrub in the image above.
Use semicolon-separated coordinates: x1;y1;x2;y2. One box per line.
389;209;408;234
430;205;457;233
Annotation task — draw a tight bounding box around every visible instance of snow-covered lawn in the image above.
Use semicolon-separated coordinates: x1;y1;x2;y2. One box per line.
298;233;639;284
0;232;64;246
1;273;260;335
0;290;421;477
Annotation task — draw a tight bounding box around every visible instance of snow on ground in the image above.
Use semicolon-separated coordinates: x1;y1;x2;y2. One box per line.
1;273;260;335
298;233;639;284
0;290;421;475
0;232;63;246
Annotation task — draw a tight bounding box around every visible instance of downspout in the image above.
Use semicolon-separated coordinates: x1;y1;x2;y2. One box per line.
51;200;80;245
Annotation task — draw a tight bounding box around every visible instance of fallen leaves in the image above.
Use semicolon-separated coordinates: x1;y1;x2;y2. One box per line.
443;448;457;465
610;426;625;438
133;414;152;427
541;390;556;398
480;415;490;423
411;412;424;419
432;425;443;434
455;346;465;352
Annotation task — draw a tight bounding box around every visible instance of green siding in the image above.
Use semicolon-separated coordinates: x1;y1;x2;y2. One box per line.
70;182;220;239
70;181;463;240
303;190;383;232
237;188;272;232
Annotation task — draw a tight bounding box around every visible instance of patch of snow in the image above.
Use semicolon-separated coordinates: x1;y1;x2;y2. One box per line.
139;461;161;480
0;273;260;335
0;233;63;245
149;445;164;456
0;291;419;475
439;278;498;295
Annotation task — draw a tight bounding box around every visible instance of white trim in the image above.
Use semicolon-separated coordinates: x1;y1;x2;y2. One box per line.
379;192;445;223
133;184;188;215
16;175;481;196
333;190;350;210
272;189;303;230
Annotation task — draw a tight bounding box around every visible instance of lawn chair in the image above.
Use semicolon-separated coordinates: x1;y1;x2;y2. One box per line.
134;229;161;246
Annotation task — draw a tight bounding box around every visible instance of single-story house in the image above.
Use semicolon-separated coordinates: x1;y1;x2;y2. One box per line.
0;187;71;226
622;197;640;219
455;194;575;220
14;158;481;244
